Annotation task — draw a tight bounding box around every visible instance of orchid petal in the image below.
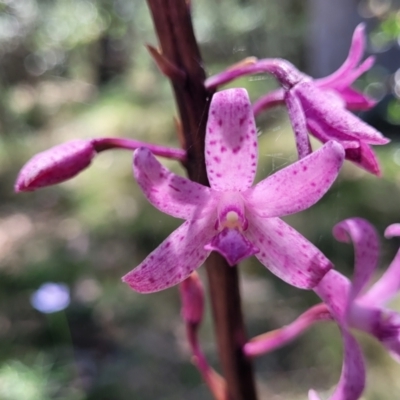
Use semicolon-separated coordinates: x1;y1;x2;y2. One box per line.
378;310;400;361
285;90;312;158
205;88;258;191
361;224;400;306
294;81;388;145
252;88;285;116
334;86;377;110
133;147;214;220
309;330;365;400
15;140;95;192
307;119;360;149
122;217;215;293
204;228;259;266
345;142;382;176
385;223;400;238
334;56;375;91
314;271;350;323
246;216;332;289
333;218;379;300
245;141;344;218
316;23;367;88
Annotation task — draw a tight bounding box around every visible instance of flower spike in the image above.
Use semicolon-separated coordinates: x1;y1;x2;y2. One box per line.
123;88;344;293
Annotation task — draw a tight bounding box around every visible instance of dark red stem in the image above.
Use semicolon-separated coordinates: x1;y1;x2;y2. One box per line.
144;1;258;399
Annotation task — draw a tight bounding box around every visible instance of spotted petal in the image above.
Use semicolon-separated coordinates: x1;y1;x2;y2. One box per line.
295;81;388;145
204;228;259;266
361;223;400;306
205;88;258;192
315;270;351;324
308;330;365;400
122;217;215;293
333;218;379;301
133;147;214;220
246;216;332;289
245;141;344;218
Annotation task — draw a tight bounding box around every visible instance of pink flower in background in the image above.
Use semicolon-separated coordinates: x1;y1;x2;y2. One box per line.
205;24;389;175
122;88;345;293
310;218;400;399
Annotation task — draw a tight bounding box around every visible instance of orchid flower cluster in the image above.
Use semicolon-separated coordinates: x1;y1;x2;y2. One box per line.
15;23;399;399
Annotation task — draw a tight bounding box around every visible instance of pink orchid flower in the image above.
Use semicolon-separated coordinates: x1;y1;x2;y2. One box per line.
310;219;400;399
246;218;400;400
205;24;389;175
122;88;345;293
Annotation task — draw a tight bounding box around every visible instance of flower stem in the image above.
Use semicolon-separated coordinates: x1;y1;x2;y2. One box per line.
145;1;258;399
91;137;186;161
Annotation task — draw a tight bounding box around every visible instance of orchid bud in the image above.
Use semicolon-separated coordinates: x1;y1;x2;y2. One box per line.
15;140;95;192
179;272;204;325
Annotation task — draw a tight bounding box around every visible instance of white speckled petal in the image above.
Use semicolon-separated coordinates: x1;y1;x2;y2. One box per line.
205;88;258;192
122;217;215;293
245;141;344;218
133;147;215;220
246;216;332;289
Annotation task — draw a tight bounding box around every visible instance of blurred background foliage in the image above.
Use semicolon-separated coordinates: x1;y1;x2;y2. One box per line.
1;0;400;399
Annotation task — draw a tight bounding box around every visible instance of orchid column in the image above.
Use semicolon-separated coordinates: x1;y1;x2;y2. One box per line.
144;1;258;399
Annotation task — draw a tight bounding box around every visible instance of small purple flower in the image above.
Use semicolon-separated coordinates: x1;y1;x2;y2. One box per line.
205;24;389;175
122;88;345;293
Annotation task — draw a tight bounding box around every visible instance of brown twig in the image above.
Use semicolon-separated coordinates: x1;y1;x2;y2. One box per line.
144;1;258;399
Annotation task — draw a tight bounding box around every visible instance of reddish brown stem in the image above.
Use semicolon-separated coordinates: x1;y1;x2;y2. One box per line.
144;1;258;399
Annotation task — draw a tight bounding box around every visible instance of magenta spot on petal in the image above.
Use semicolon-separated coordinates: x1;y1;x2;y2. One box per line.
148;277;155;283
239;117;245;126
218;119;222;126
216;173;222;177
251;154;255;159
233;147;240;154
165;242;171;248
311;182;316;187
251;129;255;133
168;184;181;192
208;128;213;133
209;140;217;145
303;165;308;171
293;170;298;175
221;146;227;152
214;156;221;163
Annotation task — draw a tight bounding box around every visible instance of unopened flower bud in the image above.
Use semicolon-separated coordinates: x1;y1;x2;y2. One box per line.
15;140;95;192
179;272;204;325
